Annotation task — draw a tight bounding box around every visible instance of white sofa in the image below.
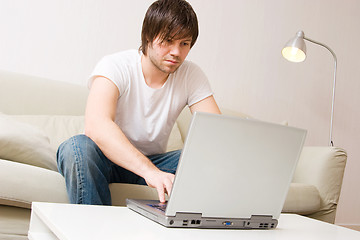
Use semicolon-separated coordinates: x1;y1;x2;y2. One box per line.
0;70;347;239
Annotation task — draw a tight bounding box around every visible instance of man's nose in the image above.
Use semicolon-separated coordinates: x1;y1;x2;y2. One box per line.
169;44;181;56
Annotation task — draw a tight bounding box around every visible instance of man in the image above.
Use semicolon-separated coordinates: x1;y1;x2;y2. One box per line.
57;0;221;205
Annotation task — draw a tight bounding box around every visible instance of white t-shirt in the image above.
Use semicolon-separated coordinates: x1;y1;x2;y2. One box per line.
89;49;213;155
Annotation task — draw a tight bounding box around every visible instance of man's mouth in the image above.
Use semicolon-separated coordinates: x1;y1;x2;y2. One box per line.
165;59;179;65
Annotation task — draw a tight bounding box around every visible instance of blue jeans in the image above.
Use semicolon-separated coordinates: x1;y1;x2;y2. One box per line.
57;134;181;205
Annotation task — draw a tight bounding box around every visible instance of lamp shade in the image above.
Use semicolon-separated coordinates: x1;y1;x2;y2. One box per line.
282;31;307;63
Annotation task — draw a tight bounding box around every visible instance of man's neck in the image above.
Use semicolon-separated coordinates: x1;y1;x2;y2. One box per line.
141;55;169;89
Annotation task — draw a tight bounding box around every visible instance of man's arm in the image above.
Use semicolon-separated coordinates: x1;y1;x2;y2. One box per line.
85;76;174;202
189;95;221;114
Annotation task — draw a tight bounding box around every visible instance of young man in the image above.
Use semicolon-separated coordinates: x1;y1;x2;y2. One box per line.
57;0;221;205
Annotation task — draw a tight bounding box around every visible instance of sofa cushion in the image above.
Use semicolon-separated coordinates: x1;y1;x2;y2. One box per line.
282;182;321;214
7;115;85;151
0;114;57;171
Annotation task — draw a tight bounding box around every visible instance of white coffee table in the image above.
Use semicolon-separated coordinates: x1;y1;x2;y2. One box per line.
28;202;359;240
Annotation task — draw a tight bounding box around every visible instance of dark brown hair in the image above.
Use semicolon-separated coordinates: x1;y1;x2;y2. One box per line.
140;0;199;55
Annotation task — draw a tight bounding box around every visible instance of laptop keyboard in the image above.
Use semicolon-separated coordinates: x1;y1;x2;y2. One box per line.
148;203;167;212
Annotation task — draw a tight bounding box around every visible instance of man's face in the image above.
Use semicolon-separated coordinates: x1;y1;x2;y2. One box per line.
146;36;192;74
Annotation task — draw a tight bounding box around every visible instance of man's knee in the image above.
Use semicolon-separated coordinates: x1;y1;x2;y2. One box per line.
57;134;99;175
56;135;112;205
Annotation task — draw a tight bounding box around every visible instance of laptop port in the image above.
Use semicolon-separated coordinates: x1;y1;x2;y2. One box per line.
223;221;233;226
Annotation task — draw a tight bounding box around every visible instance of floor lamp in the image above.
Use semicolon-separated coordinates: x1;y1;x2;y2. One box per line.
281;30;337;147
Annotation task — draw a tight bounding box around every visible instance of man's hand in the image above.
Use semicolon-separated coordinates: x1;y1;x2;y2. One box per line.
144;169;175;203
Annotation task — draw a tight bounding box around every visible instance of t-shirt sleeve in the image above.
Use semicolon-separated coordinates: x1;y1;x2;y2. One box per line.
88;55;129;96
186;63;214;107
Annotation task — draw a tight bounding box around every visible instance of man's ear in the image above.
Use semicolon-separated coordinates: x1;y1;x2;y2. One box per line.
143;39;152;55
147;38;153;48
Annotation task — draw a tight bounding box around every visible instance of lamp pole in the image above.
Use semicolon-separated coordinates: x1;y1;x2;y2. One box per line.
303;37;337;146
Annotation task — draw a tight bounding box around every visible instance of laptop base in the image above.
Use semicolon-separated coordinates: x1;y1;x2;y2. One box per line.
127;199;278;229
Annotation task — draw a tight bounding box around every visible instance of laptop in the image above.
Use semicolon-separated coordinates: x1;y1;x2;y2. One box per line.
127;112;306;229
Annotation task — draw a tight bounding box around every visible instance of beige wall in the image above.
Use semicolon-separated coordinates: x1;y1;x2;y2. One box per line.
0;0;359;225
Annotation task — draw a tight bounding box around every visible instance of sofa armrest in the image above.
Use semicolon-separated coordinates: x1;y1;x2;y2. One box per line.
293;147;347;216
0;159;69;209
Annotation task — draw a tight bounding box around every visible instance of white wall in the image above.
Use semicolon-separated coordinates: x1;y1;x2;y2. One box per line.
0;0;359;225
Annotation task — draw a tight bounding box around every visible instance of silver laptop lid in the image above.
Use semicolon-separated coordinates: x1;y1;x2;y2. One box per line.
165;112;306;219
